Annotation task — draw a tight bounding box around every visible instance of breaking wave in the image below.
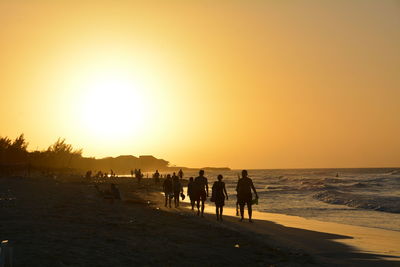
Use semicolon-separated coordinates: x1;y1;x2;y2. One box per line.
313;190;400;213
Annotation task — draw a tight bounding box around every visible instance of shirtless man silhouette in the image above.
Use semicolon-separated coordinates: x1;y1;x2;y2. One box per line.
194;170;208;217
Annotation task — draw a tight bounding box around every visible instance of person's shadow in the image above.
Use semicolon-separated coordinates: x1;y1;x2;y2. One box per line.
222;215;400;266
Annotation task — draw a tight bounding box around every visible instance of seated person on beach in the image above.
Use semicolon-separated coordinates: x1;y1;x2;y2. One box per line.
212;174;228;221
236;170;258;223
163;174;173;208
187;177;195;210
194;170;209;217
172;174;183;208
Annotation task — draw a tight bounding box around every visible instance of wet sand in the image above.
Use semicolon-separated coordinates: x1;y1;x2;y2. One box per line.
1;176;399;266
193;205;400;265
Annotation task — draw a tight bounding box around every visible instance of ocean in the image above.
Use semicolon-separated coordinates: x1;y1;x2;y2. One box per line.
175;168;400;232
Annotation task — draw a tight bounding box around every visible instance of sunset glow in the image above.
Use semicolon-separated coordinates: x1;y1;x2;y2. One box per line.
1;1;399;168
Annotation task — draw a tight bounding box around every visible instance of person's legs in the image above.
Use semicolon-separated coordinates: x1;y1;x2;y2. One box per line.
190;199;194;210
174;192;178;207
201;200;205;217
248;201;253;222
196;199;200;215
168;195;172;208
215;206;219;221
164;195;167;207
220;206;223;221
239;203;245;221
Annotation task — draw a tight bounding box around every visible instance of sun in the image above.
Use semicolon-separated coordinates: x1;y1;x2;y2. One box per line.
80;71;147;141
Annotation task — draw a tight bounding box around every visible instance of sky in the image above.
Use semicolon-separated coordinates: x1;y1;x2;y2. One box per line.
0;0;399;169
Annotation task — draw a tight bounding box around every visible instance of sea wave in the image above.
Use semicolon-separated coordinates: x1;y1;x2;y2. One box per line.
313;190;400;213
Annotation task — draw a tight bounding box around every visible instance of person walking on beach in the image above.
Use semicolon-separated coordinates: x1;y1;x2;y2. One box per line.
187;177;195;210
178;168;184;180
236;170;258;223
137;169;143;183
172;174;183;208
153;170;160;184
212;175;228;221
163;174;173;208
194;170;209;217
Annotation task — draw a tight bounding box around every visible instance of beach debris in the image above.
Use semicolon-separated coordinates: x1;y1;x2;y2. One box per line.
234;244;240;248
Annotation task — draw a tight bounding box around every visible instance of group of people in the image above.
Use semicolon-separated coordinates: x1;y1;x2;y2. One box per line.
162;171;184;208
86;170;118;179
163;169;258;222
131;169;143;183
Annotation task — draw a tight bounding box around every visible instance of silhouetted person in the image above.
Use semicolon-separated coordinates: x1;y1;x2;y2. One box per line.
178;169;184;179
163;174;173;208
95;171;102;178
236;173;240;216
135;169;142;183
236;170;258;223
130;170;134;177
212;175;228;221
187;177;195;210
153;170;160;184
194;169;209;217
172;174;183;208
85;170;92;179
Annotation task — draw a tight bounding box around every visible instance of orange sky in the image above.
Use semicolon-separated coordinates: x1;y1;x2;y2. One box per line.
1;0;399;169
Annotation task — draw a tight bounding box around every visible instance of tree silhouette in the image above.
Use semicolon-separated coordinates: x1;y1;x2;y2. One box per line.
47;138;82;155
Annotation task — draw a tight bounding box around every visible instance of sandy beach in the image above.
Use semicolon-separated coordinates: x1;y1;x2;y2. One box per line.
1;176;399;266
195;206;400;266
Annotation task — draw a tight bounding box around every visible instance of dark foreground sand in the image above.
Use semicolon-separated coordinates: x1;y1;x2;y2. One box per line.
1;176;398;266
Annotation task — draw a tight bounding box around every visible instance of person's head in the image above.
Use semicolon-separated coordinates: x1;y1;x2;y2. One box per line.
167;174;171;179
173;172;176;176
189;177;193;182
199;170;204;176
242;170;248;178
217;174;223;181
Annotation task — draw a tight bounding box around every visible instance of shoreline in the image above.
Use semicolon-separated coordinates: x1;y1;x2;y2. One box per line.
197;205;400;261
163;187;400;265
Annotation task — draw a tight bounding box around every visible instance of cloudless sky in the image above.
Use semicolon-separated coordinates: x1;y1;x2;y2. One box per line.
1;0;399;169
